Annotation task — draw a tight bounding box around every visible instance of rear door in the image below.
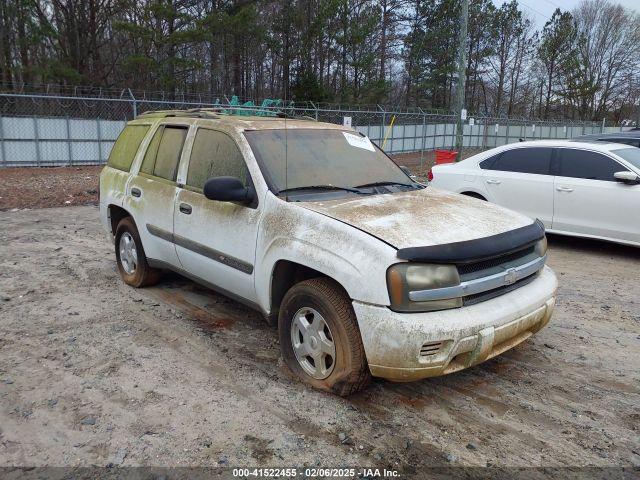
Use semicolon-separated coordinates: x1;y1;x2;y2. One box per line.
173;127;261;303
480;147;555;227
125;124;189;266
552;147;639;242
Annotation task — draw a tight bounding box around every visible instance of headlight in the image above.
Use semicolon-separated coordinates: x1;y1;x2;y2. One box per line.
386;263;462;312
535;236;548;257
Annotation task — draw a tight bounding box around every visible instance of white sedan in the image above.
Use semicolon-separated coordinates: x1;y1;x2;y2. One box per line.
429;140;640;247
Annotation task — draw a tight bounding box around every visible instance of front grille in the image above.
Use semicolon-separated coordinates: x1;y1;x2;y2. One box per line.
457;245;535;276
462;273;538;306
405;238;545;309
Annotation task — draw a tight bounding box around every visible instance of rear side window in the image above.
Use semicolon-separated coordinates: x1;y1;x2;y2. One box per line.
557;149;626;181
139;125;188;181
479;155;498;169
489;148;553;175
140;128;162;174
107;125;150;172
186;129;248;190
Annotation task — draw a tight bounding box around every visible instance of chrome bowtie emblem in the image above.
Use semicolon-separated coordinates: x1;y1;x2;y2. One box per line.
503;268;517;285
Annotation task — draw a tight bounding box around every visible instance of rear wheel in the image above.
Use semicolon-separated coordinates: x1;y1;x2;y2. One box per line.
278;278;370;396
114;217;161;287
461;191;486;201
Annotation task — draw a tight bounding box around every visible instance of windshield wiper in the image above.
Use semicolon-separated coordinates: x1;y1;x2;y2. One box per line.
355;181;416;189
278;184;366;194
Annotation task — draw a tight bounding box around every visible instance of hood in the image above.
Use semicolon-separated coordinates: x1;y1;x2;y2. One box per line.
299;187;534;249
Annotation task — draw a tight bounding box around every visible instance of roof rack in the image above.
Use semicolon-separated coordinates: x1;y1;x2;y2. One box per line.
136;107;318;122
275;112;317;121
137;109;222;119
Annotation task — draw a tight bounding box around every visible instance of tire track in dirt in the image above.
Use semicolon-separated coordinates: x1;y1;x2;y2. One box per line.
142;282;449;468
1;206;638;469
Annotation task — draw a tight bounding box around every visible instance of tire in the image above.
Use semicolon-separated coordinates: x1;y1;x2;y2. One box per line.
114;217;161;288
278;278;371;396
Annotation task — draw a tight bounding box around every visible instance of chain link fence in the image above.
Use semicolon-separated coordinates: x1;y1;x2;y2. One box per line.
0;92;613;168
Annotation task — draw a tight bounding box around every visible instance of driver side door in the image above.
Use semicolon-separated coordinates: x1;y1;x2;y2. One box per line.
552;147;640;243
173;127;262;303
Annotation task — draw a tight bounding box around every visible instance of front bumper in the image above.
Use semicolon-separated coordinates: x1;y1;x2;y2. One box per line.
354;266;558;381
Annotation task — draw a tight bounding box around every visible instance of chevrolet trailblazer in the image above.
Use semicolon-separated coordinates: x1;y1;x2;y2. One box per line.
99;110;557;395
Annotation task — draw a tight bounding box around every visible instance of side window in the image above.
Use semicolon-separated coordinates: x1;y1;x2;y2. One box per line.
557;149;626;181
107;124;150;172
186;129;248;190
490;148;553;175
479;155;498;170
140;125;188;181
140;127;162;174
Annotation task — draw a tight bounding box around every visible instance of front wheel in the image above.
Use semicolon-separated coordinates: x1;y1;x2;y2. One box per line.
278;278;371;396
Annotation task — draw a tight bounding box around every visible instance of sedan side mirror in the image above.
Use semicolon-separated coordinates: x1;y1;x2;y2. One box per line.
203;176;255;203
613;171;640;185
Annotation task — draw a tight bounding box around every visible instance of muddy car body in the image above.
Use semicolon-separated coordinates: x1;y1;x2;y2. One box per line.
100;110;558;395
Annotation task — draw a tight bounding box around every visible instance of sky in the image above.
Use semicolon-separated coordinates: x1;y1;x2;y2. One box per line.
491;0;640;28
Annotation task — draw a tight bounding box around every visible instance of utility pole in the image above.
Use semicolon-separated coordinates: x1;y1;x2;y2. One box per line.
455;0;469;161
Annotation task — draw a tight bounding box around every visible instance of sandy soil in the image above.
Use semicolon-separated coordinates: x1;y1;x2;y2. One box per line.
0;166;102;211
0;206;638;473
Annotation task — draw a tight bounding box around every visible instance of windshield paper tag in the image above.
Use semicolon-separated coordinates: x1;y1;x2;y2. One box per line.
343;132;375;152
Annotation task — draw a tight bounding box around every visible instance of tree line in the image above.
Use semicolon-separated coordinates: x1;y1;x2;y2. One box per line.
0;0;638;121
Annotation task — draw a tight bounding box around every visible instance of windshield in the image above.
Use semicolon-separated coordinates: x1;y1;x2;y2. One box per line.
612;147;640;170
244;129;412;192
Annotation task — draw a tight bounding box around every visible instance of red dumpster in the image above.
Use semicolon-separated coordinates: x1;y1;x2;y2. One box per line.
429;150;458;181
434;149;458;164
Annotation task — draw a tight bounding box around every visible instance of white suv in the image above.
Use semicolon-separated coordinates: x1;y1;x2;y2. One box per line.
100;110;558;395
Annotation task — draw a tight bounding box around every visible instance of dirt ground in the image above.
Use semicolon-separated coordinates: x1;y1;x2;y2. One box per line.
0;166;102;211
0;205;638;474
392;149;481;177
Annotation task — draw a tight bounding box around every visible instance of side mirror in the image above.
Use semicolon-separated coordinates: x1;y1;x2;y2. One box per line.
613;171;640;185
203;176;255;203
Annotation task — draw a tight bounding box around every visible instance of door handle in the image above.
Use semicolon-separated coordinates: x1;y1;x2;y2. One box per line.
556;186;574;192
486;179;501;185
131;187;142;198
179;203;192;215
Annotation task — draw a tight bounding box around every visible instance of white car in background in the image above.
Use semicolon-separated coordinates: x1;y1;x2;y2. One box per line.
430;140;640;247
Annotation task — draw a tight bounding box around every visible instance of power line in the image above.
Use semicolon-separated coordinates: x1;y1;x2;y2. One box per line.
518;0;551;21
538;0;563;11
494;0;551;23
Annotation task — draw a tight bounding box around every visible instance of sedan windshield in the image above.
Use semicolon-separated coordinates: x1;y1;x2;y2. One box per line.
612;147;640;170
244;129;414;192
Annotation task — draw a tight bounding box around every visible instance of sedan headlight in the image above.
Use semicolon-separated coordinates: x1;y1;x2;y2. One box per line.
386;263;462;312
